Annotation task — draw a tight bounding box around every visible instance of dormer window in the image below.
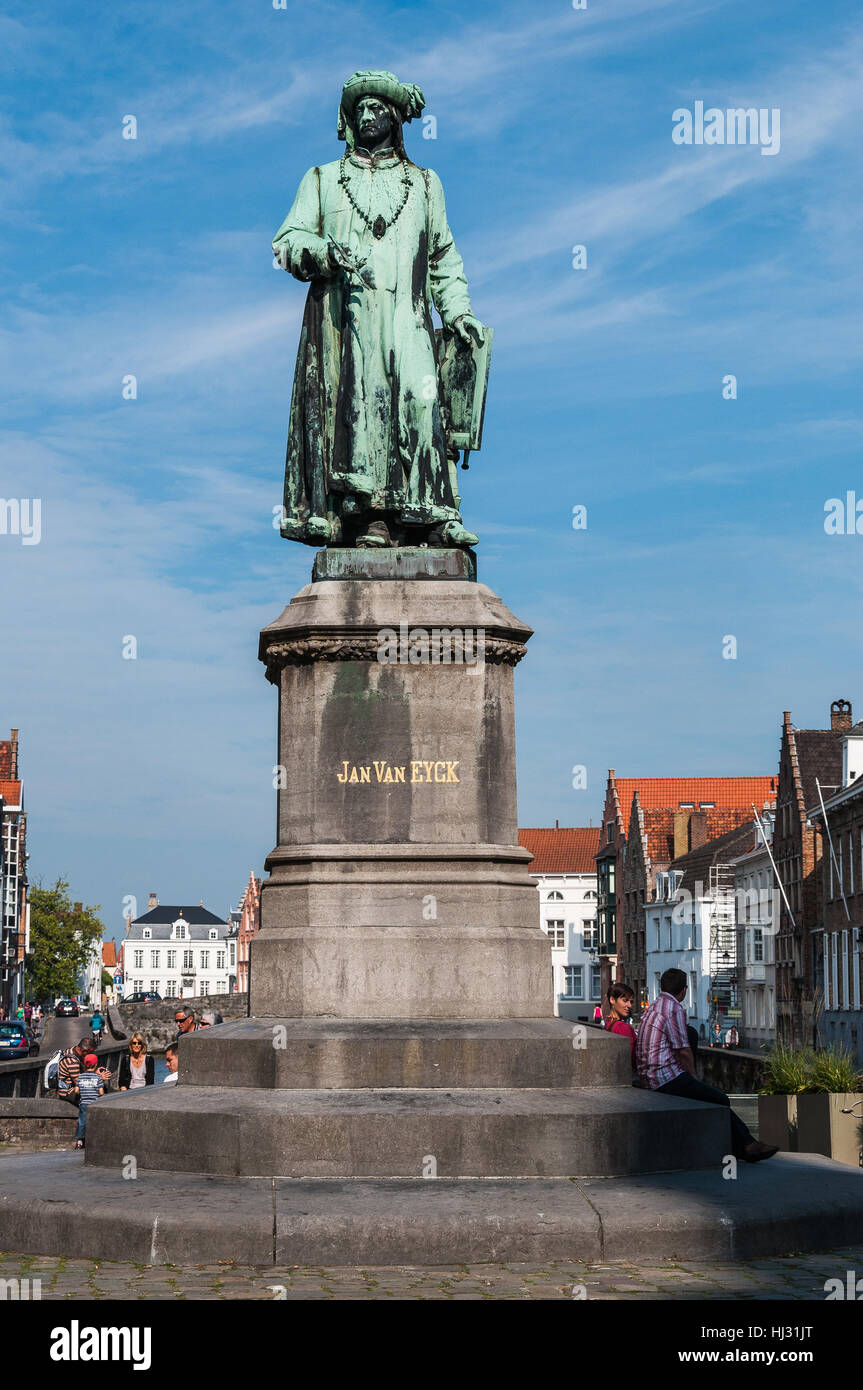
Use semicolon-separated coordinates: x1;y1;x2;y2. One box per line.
208;929;218;940
678;803;695;810
173;919;188;941
546;891;564;901
142;928;151;940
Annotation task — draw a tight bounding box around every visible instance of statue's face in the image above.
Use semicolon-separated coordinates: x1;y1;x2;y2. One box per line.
355;96;394;146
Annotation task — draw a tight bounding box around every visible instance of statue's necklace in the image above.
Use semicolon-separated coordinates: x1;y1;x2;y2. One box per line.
339;154;412;239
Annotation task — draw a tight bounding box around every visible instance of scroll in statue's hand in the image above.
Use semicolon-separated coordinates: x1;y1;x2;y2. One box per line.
453;314;484;347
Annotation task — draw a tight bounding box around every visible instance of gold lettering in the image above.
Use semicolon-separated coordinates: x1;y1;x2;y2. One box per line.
383;766;394;783
434;761;446;783
349;767;359;783
446;761;460;783
422;761;434;782
359;766;371;783
394;766;405;782
411;761;423;782
337;761;349;783
373;760;387;782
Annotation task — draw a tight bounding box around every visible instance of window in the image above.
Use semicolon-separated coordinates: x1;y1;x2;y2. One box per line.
229;943;236;965
753;928;764;963
183;950;193;969
664;915;672;951
842;929;850;1010
655;873;666;902
699;802;715;810
850;833;855;896
654;918;661;951
584;889;597;900
200;981;209;995
167;950;176;969
547;891;564;901
582;921;598;950
689;972;698;1016
217;951;226;969
678;802;695;810
174;922;186;940
216;980;226;993
564;966;584;999
546;920;565;948
200;951;210;970
165;980;178;998
589;965;601;999
142;929;151;940
150;980;160;995
606;822;614;843
209;929;218;939
150;951;160;969
133;950;143;969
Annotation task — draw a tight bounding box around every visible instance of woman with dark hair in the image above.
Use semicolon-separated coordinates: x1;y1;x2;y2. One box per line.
118;1033;154;1090
605;982;638;1075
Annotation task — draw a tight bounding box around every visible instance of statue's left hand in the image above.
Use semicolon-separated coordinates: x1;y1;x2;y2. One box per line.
453;314;484;347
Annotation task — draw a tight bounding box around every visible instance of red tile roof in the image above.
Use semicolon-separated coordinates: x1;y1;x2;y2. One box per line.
0;779;22;807
102;942;117;968
613;777;776;832
519;827;602;874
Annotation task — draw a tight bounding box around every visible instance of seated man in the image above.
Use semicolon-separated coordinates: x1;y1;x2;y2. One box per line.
637;968;777;1163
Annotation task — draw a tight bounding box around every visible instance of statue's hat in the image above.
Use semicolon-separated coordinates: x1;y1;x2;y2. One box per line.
338;70;425;146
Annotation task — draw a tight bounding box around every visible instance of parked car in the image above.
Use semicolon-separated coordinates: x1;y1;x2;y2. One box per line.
54;999;79;1018
124;991;162;1003
0;1022;40;1059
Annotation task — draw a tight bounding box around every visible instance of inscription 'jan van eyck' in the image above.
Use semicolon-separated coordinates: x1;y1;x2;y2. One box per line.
337;760;460;784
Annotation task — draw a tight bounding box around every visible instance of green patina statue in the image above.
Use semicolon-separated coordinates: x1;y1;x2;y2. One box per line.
273;69;489;550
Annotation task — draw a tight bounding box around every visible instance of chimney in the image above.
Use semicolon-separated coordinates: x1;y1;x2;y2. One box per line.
831;699;853;733
554;819;559;830
148;892;158;911
689;811;709;850
673;812;690;860
9;729;18;778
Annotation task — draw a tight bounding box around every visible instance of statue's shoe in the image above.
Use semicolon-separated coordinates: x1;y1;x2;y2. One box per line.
435;520;479;547
306;515;335;542
356;532;388;548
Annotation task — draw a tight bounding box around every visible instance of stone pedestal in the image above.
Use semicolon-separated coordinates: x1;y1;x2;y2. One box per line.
250;554;549;1018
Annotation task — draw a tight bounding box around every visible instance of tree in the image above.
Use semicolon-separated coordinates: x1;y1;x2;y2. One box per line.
25;879;104;1003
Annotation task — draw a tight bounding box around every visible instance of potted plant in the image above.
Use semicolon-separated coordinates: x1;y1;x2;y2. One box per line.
758;1045;863;1167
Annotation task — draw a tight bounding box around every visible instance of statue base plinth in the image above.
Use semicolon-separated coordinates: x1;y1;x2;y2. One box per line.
311;545;476;583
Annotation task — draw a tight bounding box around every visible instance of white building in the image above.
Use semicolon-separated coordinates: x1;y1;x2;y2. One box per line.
518;826;601;1022
731;822;777;1050
122;900;237;999
644;822;758;1042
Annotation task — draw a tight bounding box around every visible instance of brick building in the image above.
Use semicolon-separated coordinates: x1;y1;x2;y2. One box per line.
595;772;777;1010
236;871;261;995
0;730;27;1015
773;701;847;1047
806;714;863;1065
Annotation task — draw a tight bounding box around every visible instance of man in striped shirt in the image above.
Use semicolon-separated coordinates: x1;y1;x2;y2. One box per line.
636;968;777;1162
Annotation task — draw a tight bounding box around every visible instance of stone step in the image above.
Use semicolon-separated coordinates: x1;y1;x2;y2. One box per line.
178;1017;632;1090
86;1082;728;1178
1;1150;861;1267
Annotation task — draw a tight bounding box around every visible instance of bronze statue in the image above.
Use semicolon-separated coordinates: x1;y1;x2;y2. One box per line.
273;70;489;550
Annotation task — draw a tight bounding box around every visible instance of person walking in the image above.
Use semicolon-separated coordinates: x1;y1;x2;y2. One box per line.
118;1033;154;1090
71;1053;104;1149
636;968;777;1163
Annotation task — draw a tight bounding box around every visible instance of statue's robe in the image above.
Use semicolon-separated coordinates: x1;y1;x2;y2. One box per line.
273;150;472;542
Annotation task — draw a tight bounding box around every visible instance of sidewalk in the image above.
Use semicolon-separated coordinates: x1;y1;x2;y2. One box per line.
3;1245;861;1299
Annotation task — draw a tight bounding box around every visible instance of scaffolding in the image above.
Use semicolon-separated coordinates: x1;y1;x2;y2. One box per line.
707;862;738;1033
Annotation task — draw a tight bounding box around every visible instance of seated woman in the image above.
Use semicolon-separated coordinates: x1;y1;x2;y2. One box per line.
117;1033;155;1090
604;982;638;1080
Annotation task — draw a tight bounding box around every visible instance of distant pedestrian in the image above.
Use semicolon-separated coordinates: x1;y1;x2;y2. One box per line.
118;1033;154;1090
162;1043;179;1084
710;1021;723;1048
72;1053;104;1148
199;1010;223;1028
23;1001;32;1026
726;1025;739;1049
90;1008;104;1044
636;968;777;1163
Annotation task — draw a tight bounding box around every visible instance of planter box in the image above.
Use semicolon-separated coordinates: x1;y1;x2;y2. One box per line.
796;1094;863;1168
758;1094;798;1151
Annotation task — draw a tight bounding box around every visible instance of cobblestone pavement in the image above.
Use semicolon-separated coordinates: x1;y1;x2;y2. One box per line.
1;1246;861;1299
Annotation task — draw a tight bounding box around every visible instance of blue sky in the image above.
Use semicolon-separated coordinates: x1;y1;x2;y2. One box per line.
2;0;862;941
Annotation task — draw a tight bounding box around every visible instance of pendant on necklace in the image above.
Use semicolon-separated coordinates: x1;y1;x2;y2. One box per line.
373;215;387;239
